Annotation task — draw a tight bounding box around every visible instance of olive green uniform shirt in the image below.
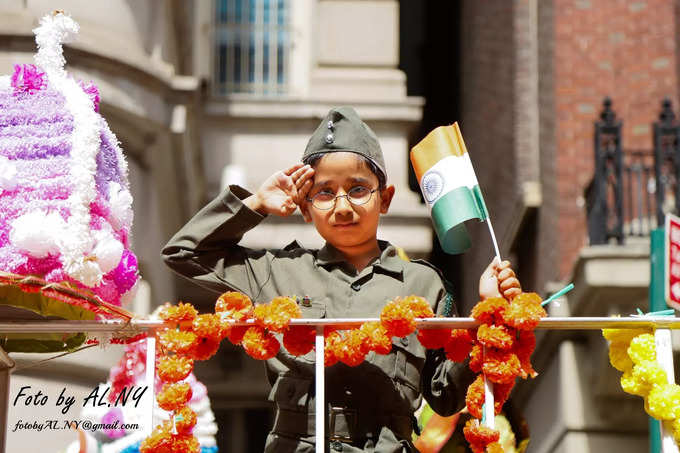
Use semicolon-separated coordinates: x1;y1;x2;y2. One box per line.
161;186;475;453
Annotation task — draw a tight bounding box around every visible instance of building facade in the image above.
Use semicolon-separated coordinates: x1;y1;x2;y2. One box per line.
3;0;679;452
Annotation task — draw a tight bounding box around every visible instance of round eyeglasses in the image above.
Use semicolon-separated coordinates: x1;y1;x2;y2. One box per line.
306;186;378;210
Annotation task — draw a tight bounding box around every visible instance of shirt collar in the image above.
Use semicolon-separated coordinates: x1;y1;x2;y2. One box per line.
315;240;404;279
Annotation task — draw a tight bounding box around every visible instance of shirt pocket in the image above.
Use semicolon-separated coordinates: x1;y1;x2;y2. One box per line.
391;334;427;393
269;374;313;412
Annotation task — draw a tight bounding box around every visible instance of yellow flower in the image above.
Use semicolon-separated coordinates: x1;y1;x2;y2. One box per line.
671;418;680;444
632;360;667;388
608;341;633;372
602;327;651;344
621;370;651;397
628;334;656;364
646;384;680;420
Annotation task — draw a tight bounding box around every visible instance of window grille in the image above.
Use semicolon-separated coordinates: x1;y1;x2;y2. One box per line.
214;0;289;96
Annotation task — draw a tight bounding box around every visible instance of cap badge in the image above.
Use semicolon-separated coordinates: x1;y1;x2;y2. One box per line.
325;133;334;144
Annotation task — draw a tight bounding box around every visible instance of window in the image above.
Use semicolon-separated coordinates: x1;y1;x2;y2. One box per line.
214;0;289;96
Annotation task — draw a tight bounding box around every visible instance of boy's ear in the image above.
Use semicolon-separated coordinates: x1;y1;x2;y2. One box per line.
379;184;395;214
300;201;313;223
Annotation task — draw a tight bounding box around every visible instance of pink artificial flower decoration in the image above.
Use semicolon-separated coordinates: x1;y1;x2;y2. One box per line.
101;407;126;439
11;64;46;94
79;80;100;112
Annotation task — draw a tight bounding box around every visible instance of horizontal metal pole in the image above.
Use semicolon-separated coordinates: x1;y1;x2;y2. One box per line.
1;317;680;333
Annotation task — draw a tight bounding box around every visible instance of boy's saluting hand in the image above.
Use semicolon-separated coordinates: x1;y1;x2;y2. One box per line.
479;258;522;300
244;163;315;216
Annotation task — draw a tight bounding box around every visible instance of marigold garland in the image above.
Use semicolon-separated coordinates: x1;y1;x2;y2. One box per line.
159;302;198;324
381;297;417;337
174;405;198;434
242;326;280;360
147;289;545;453
603;327;680;447
283;325;316;356
417;327;452;350
463;292;544;452
444;329;474;363
157;355;194;383
360;321;393;354
156;382;192;412
334;329;370;367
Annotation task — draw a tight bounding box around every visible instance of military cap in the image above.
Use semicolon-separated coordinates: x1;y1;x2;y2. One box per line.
302;106;387;179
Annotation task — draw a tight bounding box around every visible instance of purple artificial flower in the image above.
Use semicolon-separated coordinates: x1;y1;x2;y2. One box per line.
11;64;46;95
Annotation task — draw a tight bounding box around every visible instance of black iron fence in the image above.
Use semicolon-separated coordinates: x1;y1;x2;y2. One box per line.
587;98;680;245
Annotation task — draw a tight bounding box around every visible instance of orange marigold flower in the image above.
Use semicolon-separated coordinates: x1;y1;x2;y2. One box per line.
360;321;392;354
157;382;192;412
140;421;172;453
324;331;342;366
169;433;200;453
381;298;416;337
242;326;280;360
514;330;538;379
215;291;253;321
226;325;248;345
469;344;484;373
477;324;515;350
503;292;546;330
335;329;369;367
466;375;485;419
157;355;194;383
254;297;301;333
471;297;509;325
159;302;198;324
485;442;504;453
417;327;452;350
174;405;198;434
283;326;315;356
189;336;221;361
463;418;500;446
406;295;435;318
482;349;521;384
192;314;223;342
493;381;515;414
159;330;197;355
444;329;474;362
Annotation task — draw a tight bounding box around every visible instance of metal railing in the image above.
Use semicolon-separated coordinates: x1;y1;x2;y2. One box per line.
588;98;680;244
2;317;680;452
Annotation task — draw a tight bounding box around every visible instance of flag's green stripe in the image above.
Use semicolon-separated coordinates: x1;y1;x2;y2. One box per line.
430;185;488;254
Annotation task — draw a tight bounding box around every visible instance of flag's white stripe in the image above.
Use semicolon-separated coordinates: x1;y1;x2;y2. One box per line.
418;154;479;207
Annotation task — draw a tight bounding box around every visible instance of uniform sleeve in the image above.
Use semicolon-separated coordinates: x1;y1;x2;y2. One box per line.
161;185;274;299
420;285;477;416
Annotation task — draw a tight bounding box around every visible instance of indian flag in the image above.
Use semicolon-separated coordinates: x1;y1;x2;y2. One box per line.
410;122;489;254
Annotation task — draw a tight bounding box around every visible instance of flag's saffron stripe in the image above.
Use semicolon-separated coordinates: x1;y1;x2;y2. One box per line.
411;122;468;182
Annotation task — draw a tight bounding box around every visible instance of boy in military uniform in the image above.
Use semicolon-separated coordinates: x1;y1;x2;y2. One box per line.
162;107;521;452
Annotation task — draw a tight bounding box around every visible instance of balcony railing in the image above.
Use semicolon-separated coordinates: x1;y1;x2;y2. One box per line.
587;98;680;244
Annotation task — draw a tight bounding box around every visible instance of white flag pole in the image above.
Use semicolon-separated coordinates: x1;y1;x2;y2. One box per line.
483;216;503;430
315;326;325;451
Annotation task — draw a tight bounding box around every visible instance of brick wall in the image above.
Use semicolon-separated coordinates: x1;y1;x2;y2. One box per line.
552;0;678;278
459;0;680;304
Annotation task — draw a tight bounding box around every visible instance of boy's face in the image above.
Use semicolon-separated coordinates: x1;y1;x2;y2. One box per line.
300;152;394;249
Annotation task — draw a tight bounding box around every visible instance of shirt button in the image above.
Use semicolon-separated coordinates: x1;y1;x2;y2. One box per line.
400;337;409;346
332;440;343;451
350;282;361;291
